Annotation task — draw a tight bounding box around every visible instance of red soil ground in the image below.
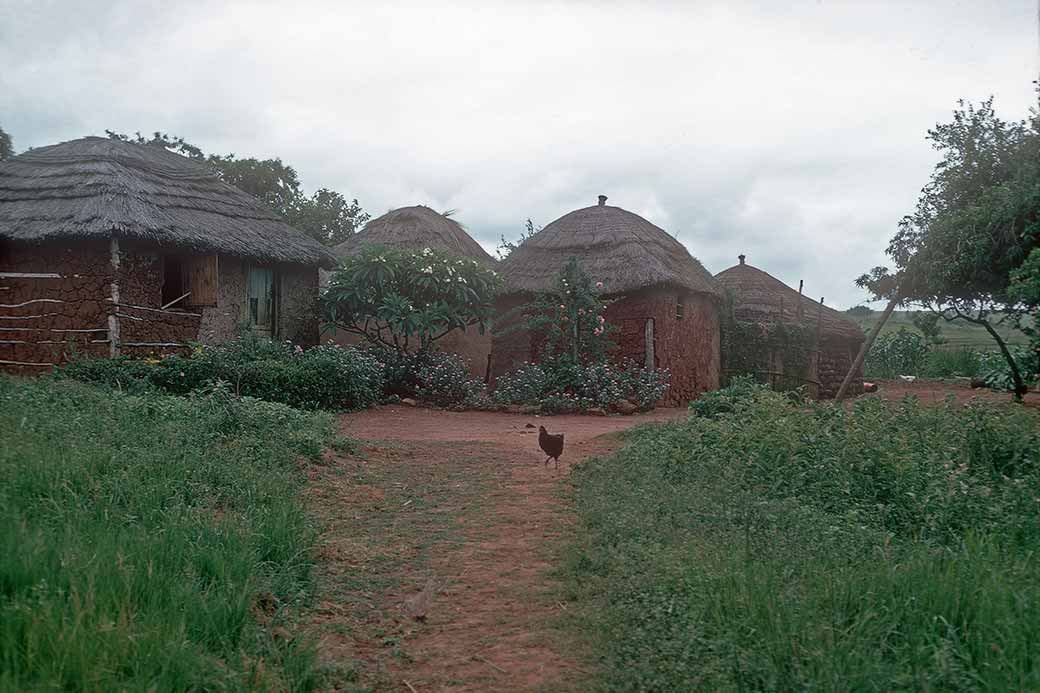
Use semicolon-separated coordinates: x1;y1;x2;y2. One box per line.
866;378;1040;408
306;406;686;692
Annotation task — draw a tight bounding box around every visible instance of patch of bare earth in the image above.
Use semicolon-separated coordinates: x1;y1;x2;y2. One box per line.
866;378;1040;409
302;406;684;692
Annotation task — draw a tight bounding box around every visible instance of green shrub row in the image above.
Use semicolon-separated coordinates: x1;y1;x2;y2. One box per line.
492;359;670;413
58;336;384;411
564;380;1040;690
0;376;332;690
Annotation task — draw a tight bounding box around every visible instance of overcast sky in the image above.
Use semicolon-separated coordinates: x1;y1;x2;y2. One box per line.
2;1;1037;308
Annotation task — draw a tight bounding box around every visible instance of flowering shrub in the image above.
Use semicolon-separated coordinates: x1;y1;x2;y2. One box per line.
58;336;383;411
493;360;670;413
416;352;485;407
322;245;501;354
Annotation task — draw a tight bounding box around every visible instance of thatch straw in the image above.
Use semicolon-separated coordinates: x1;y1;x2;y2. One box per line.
498;198;721;297
0;137;337;268
333;205;495;266
715;257;865;341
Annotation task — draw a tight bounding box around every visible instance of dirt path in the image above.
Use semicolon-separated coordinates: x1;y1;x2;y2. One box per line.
304;406;685;692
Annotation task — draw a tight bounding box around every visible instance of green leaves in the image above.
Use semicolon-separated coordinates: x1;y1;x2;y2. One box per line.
321;245;501;353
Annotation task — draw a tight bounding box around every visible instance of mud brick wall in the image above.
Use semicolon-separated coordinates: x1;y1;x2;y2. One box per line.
605;289;721;406
115;243;200;357
817;336;863;399
489;293;534;384
489;288;721;406
326;321;492;380
1;240;113;371
277;263;320;347
195;257;246;344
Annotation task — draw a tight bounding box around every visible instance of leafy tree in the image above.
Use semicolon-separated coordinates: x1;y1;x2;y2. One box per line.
0;126;13;160
857;96;1039;398
320;245;501;353
105;130;369;246
845;305;873;317
496;218;541;260
910;311;945;345
523;257;614;366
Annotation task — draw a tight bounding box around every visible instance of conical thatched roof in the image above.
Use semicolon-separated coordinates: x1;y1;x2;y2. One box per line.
498;196;721;297
333;205;495;266
715;256;864;341
0;136;337;268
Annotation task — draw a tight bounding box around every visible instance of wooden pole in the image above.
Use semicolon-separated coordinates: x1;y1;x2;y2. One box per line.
811;297;824;399
835;295;900;401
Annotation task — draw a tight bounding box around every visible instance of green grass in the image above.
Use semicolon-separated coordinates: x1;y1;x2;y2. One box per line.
851;310;1029;349
562;382;1040;691
0;376;333;691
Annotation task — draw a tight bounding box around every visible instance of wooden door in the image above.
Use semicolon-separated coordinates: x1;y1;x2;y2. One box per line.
247;267;274;337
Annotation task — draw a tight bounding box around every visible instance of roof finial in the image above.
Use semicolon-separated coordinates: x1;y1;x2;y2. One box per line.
738;254;745;265
598;195;607;206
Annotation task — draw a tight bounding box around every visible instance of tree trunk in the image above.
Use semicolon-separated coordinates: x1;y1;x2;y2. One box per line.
979;319;1028;401
835;296;900;401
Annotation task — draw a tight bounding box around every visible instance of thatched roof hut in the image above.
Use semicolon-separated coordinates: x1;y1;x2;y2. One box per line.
1;137;333;370
0;136;336;268
715;255;864;341
333;205;494;266
492;196;723;405
715;255;865;399
498;196;720;297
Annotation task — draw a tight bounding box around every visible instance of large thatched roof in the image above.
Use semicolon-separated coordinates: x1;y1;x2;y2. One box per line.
333;205;495;266
498;196;721;297
0;136;337;268
715;256;865;341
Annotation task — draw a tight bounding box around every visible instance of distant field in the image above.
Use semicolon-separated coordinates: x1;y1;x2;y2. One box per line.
850;310;1029;349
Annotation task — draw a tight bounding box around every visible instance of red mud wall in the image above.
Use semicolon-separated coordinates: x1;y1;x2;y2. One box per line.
489;289;721;406
605;289;720;406
1;240;113;372
818;337;863;399
117;242;202;358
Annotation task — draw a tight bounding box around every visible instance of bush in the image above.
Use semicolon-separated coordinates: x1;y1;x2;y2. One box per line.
978;344;1039;391
416;352;484;407
564;382;1040;690
919;347;982;378
863;328;929;378
493;359;670;413
58;336;384;411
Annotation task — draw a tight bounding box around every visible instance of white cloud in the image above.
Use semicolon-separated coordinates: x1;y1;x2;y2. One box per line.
2;0;1036;307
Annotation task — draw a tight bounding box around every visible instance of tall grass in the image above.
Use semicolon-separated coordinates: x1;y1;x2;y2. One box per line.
0;377;332;691
563;382;1040;691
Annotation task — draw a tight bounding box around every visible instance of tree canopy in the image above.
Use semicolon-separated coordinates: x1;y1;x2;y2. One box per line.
857;95;1039;397
0;126;13;160
105;130;370;246
321;245;501;353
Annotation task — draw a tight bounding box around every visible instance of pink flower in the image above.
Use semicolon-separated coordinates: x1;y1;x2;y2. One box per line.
597;315;605;323
596;281;604;288
559;304;566;310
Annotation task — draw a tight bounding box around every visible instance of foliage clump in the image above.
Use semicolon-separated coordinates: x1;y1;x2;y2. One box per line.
322;245;500;354
565;382;1040;690
58;334;384;410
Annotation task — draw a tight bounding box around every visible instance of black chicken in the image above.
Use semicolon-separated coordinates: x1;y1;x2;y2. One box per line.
538;425;565;472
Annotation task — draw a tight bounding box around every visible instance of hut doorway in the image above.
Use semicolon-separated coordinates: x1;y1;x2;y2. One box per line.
246;266;276;337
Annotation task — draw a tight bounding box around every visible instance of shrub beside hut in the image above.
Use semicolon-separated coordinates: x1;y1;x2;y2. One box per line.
493;195;723;406
715;255;866;398
325;205;497;379
0;137;336;372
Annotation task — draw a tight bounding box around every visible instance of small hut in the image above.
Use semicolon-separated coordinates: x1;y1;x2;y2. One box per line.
0;137;336;372
326;205;496;379
493;195;723;405
715;255;865;398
